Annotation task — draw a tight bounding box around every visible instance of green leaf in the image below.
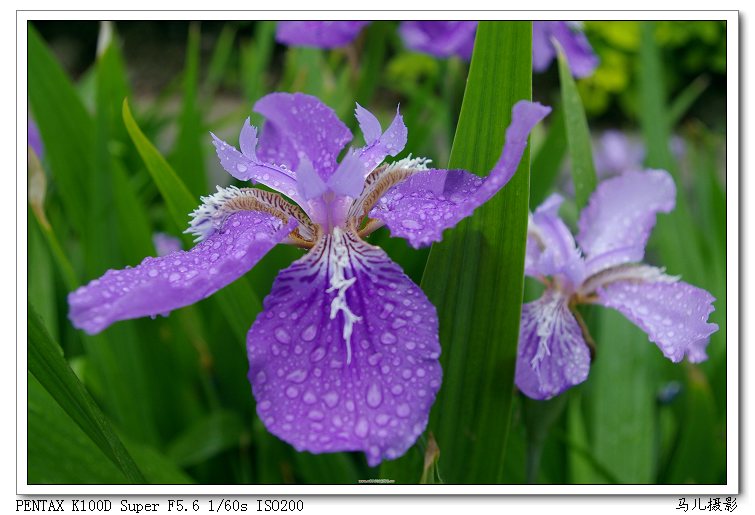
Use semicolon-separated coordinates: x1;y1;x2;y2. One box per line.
668;75;710;127
241;22;276;109
123;98;197;237
556;44;597;210
588;309;657;483
27;302;146;483
171;23;208;197
28;24;95;236
381;21;534;484
167;411;246;467
204;24;237;100
530;106;567;206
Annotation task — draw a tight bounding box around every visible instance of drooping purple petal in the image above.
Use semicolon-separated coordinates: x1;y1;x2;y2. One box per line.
355;106;408;176
248;229;441;467
533;21;599;78
596;275;718;363
254;92;353;180
515;290;591;400
69;211;296;335
211;132;300;202
527;194;584;290
399;21;477;60
275;21;370;49
370;101;550;248
28;118;43;157
577;170;676;276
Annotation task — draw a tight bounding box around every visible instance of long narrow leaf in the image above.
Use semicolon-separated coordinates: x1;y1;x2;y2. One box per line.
382;21;533;484
27;302;146;483
557;44;597;210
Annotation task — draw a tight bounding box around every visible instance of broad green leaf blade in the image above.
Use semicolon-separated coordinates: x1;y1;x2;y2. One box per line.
530;106;567;206
557;44;597;210
27;24;94;236
28;373;128;484
167;410;246;467
381;21;534;484
27;302;146;483
588;309;657;483
171;23;208;197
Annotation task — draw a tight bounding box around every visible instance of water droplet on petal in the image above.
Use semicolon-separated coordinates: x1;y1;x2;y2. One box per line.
354;417;369;438
236;163;248;173
285;386;299;398
366;383;383;408
286;369;308;383
301;324;318;342
381;332;397;345
396;403;411;418
323;391;339;408
275;327;291;344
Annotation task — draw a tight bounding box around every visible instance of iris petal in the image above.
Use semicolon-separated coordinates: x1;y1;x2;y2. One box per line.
515;290;591;400
596;274;718;363
577;170;676;276
370;101;550;248
254;92;353;179
248;230;441;466
69;211;296;335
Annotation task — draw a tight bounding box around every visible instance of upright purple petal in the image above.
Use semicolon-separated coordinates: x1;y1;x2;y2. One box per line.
211;133;301;202
248;230;441;466
597;276;718;363
254;93;353;179
354;103;382;145
515;290;591;400
370;101;550;248
69;212;296;335
533;22;598;78
28;118;44;157
276;21;369;49
355;106;408;175
577;170;676;275
399;21;477;60
528;194;584;289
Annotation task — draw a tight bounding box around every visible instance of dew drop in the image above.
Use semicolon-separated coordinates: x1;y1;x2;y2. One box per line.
354;417;369;438
286;369;308;383
380;332;397;345
366;383;383;408
148;269;159;277
396;403;411;418
301;324;318;342
302;390;317;404
258;400;271;411
323;391;339;408
401;219;421;230
285;386;299;398
236;163;248;173
168;273;181;282
275;327;291;344
308;409;325;421
310;347;326;363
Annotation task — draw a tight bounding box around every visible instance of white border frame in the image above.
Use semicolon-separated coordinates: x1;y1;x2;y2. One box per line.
15;10;739;496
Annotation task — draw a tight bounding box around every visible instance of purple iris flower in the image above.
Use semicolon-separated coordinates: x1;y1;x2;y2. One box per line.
275;21;370;49
399;21;597;77
399;21;477;60
68;92;550;465
153;232;183;257
516;170;718;400
28;118;43;157
532;21;599;78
